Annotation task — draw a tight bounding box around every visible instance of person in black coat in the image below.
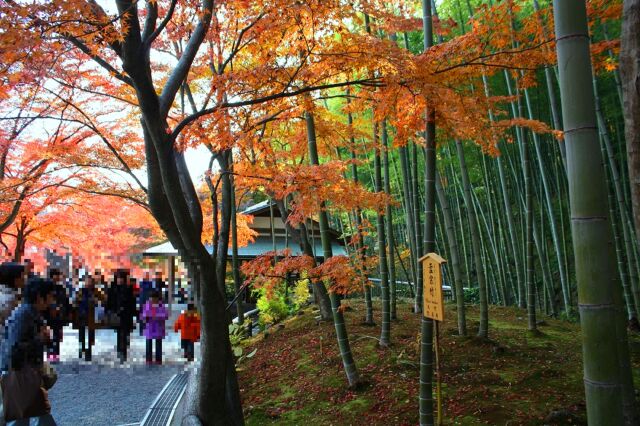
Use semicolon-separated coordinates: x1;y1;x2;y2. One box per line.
44;269;71;363
112;269;136;362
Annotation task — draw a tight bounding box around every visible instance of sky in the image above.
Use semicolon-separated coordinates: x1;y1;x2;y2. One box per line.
184;145;213;182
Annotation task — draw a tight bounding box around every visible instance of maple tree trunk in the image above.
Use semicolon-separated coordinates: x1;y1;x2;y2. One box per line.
195;257;244;425
274;199;333;321
230;171;244;326
376;121;391;347
554;1;638;423
435;172;466;336
306;111;360;386
382;125;397;321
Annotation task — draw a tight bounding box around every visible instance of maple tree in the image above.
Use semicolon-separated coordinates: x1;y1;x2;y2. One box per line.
0;0;636;424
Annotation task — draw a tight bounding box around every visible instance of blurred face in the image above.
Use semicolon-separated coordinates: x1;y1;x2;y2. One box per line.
35;292;56;313
86;276;94;288
116;276;125;285
14;273;26;290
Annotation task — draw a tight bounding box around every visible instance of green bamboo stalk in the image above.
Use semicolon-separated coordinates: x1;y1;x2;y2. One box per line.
435;171;467;334
533;0;567;168
419;1;435;424
399;145;419;291
413;142;424;314
382;123;398;321
602;137;637;322
553;2;638;423
522;85;571;317
455;140;489;338
377;121;391;346
594;77;640;320
471;185;505;305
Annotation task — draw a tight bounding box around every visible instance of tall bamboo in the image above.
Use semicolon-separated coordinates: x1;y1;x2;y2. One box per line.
419;1;435;424
377;121;391;347
553;2;638;423
455;140;489;338
594;77;640;320
435;172;467;335
523;86;570;317
382;123;398;321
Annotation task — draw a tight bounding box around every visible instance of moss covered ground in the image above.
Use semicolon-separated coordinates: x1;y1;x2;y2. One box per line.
237;300;640;425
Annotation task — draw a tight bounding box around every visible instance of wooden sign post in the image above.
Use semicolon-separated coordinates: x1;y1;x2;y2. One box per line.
419;252;446;321
418;252;447;426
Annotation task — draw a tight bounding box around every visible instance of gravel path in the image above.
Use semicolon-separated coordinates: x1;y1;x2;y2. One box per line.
46;307;197;426
49;363;183;426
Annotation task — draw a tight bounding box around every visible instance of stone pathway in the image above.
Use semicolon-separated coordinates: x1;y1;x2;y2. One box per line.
47;306;199;426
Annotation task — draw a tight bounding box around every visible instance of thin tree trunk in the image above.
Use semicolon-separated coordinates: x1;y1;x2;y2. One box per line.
230;169;243;325
347;97;375;325
306;111;360;387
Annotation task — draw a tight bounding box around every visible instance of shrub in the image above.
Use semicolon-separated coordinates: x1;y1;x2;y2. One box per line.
463;287;480;304
255;287;289;329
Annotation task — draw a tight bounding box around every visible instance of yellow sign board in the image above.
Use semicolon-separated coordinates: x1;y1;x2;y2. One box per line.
419;252;446;321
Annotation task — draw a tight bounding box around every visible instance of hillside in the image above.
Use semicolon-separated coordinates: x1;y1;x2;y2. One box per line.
238;301;640;425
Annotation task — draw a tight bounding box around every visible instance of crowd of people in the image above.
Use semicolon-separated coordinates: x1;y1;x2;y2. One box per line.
0;261;201;425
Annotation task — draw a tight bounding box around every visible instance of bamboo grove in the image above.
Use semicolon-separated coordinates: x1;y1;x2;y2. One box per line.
0;0;638;424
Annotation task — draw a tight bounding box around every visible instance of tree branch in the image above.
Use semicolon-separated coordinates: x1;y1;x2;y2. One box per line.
159;0;215;116
144;0;178;48
170;78;383;141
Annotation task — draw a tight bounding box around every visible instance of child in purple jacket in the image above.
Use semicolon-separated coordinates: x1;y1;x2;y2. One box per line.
141;290;168;365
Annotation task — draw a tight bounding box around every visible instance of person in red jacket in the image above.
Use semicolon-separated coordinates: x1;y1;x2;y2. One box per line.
173;303;200;362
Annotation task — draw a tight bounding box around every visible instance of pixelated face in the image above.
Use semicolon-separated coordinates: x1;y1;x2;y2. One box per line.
14;273;26;289
35;291;56;312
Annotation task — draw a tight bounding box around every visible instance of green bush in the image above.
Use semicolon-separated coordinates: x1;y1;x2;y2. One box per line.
463;287;480;304
255;288;290;329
